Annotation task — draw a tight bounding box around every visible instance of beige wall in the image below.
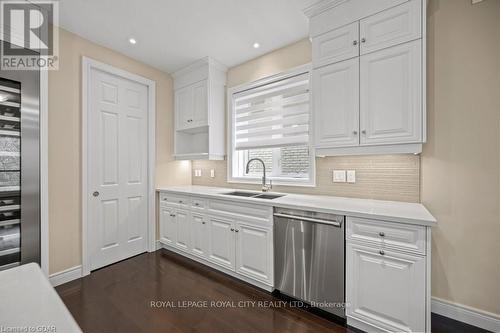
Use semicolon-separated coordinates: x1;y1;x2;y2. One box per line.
421;0;500;315
192;0;500;315
48;28;191;274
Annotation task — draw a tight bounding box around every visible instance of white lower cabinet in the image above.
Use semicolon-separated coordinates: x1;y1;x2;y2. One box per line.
159;205;176;246
235;222;272;284
346;216;430;333
175;209;190;252
190;213;208;258
159;195;273;289
207;215;235;270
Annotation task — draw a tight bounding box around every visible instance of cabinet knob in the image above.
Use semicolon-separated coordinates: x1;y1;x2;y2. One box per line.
361;130;366;134
361;38;366;43
353;40;358;46
92;191;99;197
194;203;199;206
235;230;239;233
353;130;358;135
178;200;183;204
202;221;206;224
170;214;176;217
230;228;235;232
379;232;385;237
379;250;385;255
163;198;167;201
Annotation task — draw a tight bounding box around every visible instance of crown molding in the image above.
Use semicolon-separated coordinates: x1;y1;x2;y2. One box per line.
303;0;350;18
172;56;227;78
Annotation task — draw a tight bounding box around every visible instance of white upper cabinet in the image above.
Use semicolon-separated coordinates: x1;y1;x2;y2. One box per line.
173;57;227;160
305;0;426;156
360;40;422;145
359;0;421;55
313;58;359;147
312;22;359;68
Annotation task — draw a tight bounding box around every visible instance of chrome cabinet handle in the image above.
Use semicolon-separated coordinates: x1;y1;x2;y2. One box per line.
379;232;385;237
379;250;385;255
353;40;358;46
170;214;176;217
92;191;99;197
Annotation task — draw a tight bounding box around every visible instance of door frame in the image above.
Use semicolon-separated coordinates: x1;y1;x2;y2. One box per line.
81;57;156;276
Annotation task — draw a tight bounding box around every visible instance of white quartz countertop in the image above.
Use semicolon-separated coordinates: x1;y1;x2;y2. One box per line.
157;186;436;226
0;263;82;333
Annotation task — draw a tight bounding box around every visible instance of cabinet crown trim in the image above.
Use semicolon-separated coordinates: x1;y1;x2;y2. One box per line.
303;0;350;18
172;56;227;79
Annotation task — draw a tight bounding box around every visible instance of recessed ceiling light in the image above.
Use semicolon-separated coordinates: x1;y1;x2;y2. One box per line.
129;38;137;45
253;42;260;49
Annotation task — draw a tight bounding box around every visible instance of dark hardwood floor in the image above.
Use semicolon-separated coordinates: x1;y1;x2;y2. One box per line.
56;250;491;333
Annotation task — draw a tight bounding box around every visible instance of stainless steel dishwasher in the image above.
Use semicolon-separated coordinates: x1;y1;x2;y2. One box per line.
274;207;345;318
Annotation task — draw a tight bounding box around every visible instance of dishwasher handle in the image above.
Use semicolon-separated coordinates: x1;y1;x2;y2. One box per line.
273;212;342;227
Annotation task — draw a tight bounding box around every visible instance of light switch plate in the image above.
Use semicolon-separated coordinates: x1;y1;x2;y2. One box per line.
210;169;215;178
333;170;346;183
347;170;356;183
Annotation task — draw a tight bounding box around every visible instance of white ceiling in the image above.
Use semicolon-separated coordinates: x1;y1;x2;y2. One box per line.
59;0;314;73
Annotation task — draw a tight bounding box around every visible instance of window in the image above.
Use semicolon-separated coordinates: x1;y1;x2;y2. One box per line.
228;65;314;186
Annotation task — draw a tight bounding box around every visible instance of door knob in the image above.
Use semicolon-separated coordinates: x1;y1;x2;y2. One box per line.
92;191;99;197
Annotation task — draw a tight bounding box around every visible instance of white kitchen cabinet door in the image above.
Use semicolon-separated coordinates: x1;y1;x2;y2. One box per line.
174;209;190;252
234;222;272;284
191;80;208;127
191;213;208;258
360;0;421;55
207;216;235;270
360;40;422;145
346;242;426;333
159;206;176;246
313;58;359;148
175;85;193;130
312;22;359;68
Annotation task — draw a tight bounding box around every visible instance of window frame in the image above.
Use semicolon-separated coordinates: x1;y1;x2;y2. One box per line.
227;64;315;187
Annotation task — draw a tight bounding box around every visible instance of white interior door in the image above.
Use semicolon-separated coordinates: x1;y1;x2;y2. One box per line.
88;67;149;271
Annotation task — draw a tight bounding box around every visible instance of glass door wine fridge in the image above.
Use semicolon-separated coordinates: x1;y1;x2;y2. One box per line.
0;42;40;270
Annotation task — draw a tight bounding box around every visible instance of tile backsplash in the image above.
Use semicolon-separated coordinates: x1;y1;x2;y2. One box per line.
191;154;420;203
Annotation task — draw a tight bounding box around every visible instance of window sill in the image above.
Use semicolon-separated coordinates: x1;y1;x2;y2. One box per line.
227;177;316;188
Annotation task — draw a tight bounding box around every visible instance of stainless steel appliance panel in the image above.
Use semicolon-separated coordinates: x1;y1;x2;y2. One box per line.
274;208;345;318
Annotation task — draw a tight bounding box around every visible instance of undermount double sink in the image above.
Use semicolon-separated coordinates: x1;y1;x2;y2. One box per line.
223;191;285;200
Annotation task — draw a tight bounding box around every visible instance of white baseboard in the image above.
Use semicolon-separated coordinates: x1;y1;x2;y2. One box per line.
49;265;83;287
432;297;500;332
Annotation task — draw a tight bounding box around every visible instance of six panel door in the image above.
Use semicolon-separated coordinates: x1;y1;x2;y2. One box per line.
235;222;272;284
89;68;148;271
207;216;235;270
191;213;208;258
313;58;360;148
360;40;422;145
346;242;426;332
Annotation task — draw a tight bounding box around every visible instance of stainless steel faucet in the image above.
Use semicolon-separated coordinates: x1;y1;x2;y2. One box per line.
245;158;272;192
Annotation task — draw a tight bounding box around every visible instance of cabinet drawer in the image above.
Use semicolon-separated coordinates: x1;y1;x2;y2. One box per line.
159;192;190;208
347;216;426;255
207;199;272;226
312;22;359;68
360;0;421;55
191;197;206;210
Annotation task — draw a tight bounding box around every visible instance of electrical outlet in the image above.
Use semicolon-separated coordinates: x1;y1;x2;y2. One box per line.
333;170;346;183
347;170;356;183
210;169;215;178
194;169;202;177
